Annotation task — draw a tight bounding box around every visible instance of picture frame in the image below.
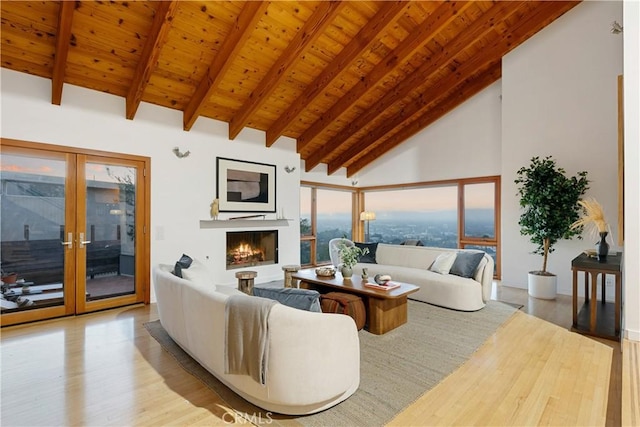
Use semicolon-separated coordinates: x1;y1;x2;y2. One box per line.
216;157;276;213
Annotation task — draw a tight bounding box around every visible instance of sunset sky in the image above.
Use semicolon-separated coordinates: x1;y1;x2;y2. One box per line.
301;183;494;214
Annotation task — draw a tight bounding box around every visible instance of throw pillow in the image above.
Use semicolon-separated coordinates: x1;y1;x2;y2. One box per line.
355;242;378;263
428;252;457;274
181;258;216;288
252;287;322;312
449;251;485;278
173;254;193;278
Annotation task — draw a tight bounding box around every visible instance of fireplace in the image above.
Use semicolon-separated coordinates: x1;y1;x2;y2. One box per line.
226;230;278;270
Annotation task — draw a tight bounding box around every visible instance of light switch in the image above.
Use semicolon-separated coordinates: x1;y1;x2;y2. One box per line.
155;226;164;241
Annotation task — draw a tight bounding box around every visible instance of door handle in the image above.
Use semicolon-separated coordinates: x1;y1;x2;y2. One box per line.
79;232;92;249
61;232;73;249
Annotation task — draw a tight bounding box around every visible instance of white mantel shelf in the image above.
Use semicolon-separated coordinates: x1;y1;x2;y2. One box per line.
199;219;291;229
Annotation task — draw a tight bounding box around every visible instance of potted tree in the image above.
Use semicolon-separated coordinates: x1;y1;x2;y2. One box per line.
515;156;589;299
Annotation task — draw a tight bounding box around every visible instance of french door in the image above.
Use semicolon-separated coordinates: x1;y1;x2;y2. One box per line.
1;139;150;326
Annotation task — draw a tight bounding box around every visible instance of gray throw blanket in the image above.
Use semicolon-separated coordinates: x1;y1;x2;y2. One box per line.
224;295;277;385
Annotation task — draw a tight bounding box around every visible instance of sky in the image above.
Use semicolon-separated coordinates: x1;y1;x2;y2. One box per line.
1;155;131;183
301;183;495;214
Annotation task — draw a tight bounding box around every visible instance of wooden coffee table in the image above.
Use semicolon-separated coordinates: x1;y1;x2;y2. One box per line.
292;269;419;335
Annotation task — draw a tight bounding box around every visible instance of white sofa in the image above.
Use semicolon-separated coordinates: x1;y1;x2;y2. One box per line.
352;243;494;311
153;264;360;415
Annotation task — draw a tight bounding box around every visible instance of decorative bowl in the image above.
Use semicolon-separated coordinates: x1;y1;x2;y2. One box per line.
315;267;336;277
374;274;392;285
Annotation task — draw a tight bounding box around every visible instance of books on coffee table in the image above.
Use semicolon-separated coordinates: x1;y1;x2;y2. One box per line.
364;281;400;291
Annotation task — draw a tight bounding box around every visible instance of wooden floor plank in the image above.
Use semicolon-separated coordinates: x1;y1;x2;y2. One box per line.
623;339;640;427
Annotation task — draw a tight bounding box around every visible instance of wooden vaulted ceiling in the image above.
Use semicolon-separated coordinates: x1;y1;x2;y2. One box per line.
1;1;580;177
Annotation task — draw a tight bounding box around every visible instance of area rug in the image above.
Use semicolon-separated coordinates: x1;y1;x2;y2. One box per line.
144;300;517;426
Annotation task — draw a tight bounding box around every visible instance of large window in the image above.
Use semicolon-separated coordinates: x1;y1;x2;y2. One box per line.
300;177;500;277
300;183;354;267
361;176;500;278
365;185;458;247
460;180;499;276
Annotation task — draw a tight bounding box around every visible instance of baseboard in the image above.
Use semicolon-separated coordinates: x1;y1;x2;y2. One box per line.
624;328;640;342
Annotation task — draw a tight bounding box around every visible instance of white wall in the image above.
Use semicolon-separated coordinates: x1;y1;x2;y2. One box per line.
501;1;623;296
623;0;640;341
354;81;502;186
0;69;302;296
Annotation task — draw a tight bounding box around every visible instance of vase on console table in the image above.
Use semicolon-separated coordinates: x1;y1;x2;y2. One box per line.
596;231;609;261
340;266;353;279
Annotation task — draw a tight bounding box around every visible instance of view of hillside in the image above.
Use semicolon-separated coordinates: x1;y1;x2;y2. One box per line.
301;209;496;266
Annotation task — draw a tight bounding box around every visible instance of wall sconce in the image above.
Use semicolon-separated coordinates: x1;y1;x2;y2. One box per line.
360;211;376;242
284;165;296;173
611;21;623;34
173;147;190;158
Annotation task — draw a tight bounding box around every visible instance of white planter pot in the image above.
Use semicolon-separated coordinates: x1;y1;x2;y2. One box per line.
528;272;557;300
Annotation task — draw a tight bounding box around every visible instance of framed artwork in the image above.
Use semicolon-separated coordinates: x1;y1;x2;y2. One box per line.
216;157;276;213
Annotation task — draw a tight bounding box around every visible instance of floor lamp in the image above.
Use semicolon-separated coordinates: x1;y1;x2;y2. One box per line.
360;211;376;242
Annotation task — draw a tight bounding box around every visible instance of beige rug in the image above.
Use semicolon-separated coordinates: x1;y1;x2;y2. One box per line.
144;300;517;426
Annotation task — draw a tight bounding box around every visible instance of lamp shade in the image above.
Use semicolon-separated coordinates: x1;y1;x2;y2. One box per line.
360;211;376;221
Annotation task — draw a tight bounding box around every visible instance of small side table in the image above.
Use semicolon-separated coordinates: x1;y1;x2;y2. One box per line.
571;253;622;341
282;265;301;288
236;271;257;295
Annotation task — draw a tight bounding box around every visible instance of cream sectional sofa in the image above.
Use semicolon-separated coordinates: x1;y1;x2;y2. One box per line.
354;243;494;311
153;264;360;415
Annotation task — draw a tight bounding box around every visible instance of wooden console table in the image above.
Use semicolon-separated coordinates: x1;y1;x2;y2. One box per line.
571;253;622;341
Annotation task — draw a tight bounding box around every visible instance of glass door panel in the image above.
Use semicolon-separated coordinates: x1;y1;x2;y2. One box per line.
1;148;75;322
85;162;136;301
76;157;143;313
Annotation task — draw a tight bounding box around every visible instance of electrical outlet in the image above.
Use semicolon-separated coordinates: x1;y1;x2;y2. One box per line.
605;276;615;287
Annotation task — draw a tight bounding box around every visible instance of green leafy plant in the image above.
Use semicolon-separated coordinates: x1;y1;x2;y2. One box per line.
337;239;368;269
515;156;589;274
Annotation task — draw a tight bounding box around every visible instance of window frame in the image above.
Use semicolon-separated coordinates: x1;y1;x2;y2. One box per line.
300;181;357;267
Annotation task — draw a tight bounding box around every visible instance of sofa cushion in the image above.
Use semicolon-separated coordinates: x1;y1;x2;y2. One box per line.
449;251;485;278
355;242;378;263
429;252;457;274
173;254;193;278
253;287;322;312
181;258;216;289
375;243;443;268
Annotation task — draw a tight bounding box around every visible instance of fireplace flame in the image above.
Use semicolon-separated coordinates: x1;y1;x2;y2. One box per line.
229;243;264;264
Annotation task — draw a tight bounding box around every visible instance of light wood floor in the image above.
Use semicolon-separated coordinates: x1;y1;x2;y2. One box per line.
0;284;627;426
623;339;640;426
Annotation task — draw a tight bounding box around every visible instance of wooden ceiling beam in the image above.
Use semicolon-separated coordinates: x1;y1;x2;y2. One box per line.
296;1;470;155
183;1;269;131
328;61;500;175
345;1;580;177
307;0;525;173
346;63;502;177
264;1;408;147
51;1;75;105
228;1;343;141
125;1;178;120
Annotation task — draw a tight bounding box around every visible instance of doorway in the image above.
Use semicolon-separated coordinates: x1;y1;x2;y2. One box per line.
0;139;150;326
